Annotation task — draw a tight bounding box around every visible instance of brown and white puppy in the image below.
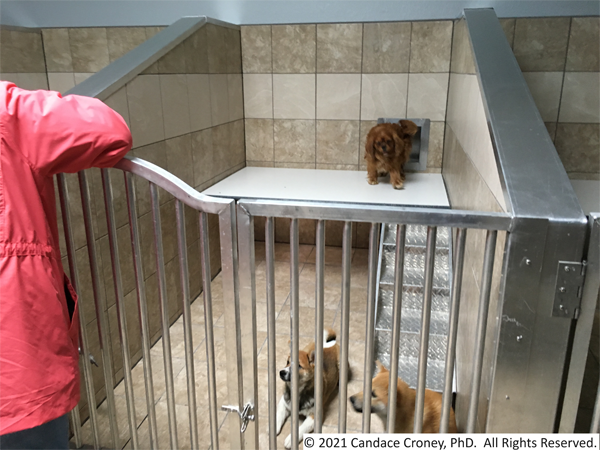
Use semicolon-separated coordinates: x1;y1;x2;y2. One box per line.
276;329;340;449
365;120;418;189
349;361;457;433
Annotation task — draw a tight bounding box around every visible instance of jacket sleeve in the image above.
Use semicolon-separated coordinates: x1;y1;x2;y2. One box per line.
6;84;132;176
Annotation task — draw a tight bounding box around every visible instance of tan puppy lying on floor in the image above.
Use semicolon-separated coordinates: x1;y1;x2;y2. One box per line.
276;329;340;448
349;361;457;433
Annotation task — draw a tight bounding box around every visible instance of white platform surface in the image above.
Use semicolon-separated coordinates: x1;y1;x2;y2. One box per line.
203;168;450;208
570;180;600;215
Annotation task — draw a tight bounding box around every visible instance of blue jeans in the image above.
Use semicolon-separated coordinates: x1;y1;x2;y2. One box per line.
0;414;69;450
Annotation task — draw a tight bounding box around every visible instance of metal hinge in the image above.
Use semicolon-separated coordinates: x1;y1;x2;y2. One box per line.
221;403;255;433
553;261;587;319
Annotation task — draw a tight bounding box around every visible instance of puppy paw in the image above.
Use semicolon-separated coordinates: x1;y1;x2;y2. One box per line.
284;434;292;449
392;182;404;190
368;179;379;185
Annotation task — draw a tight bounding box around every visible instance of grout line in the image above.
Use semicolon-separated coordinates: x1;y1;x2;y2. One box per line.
555;17;573;129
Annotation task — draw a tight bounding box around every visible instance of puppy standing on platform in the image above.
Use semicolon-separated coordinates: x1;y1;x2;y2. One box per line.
276;329;340;449
365;120;418;189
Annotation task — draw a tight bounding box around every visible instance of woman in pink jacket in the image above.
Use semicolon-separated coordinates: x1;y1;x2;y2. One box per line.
0;81;132;448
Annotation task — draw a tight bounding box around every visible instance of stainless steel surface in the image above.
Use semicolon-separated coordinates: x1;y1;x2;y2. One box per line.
338;221;352;434
466;230;497;433
265;217;278;450
414;227;437;433
175;201;199;450
65;17;215;101
560;214;600;432
440;228;467;433
314;220;325;432
362;223;381;432
219;202;244;450
57;173;100;450
150;184;179;449
116;157;231;215
236;205;259;449
101;169;139;449
290;219;300;450
124;172;158;449
552;261;586;318
199;212;220;450
238;199;511;231
387;224;406;433
592;377;600;433
377;118;430;172
79;171;121;449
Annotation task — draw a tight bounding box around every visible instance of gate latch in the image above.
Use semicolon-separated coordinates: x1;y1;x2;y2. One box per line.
553;261;586;319
221;403;255;433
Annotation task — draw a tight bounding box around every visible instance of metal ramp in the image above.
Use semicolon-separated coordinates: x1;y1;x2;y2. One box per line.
374;224;452;392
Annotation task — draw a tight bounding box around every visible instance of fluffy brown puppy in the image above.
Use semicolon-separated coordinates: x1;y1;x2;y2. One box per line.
365;120;418;189
349;361;457;433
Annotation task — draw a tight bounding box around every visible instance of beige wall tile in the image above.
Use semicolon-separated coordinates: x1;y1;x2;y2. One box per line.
107;27;147;63
513;18;570;71
450;19;476;75
359;120;378;169
131;140;168;216
160;74;192;139
184;27;209;74
243;74;273;119
272;25;316;74
360;73;408;121
191;128;214;188
212;122;231;175
247;161;275;168
316;163;358;170
127;75;165;148
555;123;599;174
42;28;73;72
362;22;411;73
207;24;229;74
566;17;600;72
273;74;316;119
166;134;194;186
0;73;19;84
316;120;360;165
0;29;45;73
187;74;212;131
16;73;48;90
241;25;272;73
499;18;516;48
48;72;76;93
145;27;164;39
209;74;230;126
104;86;130;128
316;74;361;120
231;119;246;168
316;24;363;73
74;73;94;84
228;73;244;122
407;73;449;121
273;119;316;163
545;122;557;142
274;162;316;169
409;21;453;73
69;28;110;73
245;119;274;162
558;72;600;123
522;72;563;122
157;41;186;74
226;28;242;74
427;121;445;169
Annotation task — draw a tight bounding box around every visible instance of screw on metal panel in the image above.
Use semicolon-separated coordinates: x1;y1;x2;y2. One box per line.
506;395;510;400
559;287;566;293
564;266;570;272
560;304;564;310
525;259;532;266
516;335;523;342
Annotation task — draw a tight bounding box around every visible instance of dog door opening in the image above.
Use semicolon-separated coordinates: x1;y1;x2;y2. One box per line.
377;118;431;172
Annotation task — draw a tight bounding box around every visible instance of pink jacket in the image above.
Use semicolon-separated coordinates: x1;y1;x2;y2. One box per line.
0;81;132;434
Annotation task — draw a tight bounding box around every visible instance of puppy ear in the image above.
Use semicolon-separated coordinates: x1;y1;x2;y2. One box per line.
365;131;376;159
308;350;315;365
375;360;388;374
399;120;418;136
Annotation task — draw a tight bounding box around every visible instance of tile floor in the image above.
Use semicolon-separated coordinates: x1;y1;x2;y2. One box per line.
76;242;383;450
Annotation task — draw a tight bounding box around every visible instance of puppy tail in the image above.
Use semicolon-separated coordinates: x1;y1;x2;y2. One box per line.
323;328;337;347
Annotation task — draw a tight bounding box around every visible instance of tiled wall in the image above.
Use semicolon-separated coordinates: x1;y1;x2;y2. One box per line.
53;22;244;423
0;27;48;89
513;17;600;180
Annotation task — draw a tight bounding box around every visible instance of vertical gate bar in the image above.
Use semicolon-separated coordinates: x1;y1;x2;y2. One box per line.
236;205;259;449
592;380;600;433
57;173;99;449
314;220;325;432
362;222;381;433
265;217;278;449
338;221;352;433
387;224;406;433
149;184;179;449
124;172;158;448
175;200;199;450
290;219;300;450
466;230;497;433
440;228;467;433
414;226;437;433
78;170;120;450
69;409;82;449
199;212;220;450
101;168;139;449
219;202;244;450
